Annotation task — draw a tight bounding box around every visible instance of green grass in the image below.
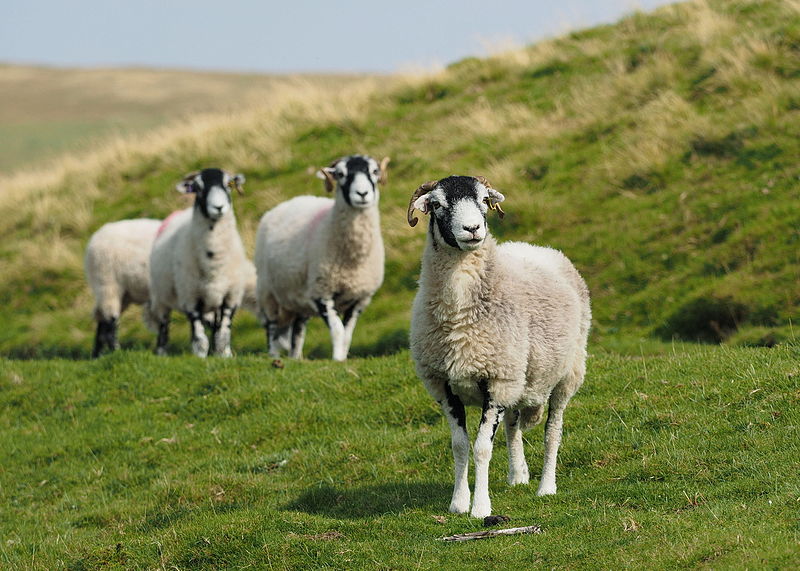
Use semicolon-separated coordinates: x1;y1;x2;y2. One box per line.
1;0;798;358
1;345;798;568
1;1;800;566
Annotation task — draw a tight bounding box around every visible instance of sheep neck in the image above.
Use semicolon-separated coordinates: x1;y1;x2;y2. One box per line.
324;198;381;264
190;211;236;256
420;234;496;318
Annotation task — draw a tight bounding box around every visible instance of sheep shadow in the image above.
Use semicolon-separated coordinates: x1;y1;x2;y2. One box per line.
285;481;451;519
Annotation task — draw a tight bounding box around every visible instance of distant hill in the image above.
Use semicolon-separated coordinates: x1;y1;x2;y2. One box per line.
0;0;797;358
0;65;370;173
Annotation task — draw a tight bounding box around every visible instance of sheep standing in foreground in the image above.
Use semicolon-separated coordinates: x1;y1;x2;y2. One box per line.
84;218;162;357
407;175;591;518
146;168;248;357
255;154;389;360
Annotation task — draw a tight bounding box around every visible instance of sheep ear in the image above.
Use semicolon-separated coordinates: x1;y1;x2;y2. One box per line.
176;172;199;194
378;156;390;185
230;173;246;196
475;175;506;219
486;188;506;219
407;180;439;227
316;167;337;192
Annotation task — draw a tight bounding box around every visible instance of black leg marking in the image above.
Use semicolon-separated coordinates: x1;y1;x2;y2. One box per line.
479;378;505;440
92;319;109;358
314;298;331;327
156;319;169;353
342;302;358;326
291;317;308;353
444;383;467;430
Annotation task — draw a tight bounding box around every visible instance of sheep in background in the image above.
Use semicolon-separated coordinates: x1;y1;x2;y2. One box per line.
407;175;591;518
146;168;248;357
84;218;161;357
255;154;388;360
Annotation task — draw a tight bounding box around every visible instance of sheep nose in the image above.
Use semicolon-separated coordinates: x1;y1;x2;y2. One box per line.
356;191;368;198
463;224;480;233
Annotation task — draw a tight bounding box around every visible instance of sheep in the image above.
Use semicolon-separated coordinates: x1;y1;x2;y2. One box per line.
146;168;248;357
84;218;162;358
407;175;591;518
254;154;389;361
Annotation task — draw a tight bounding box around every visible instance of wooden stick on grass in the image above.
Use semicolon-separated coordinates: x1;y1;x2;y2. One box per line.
439;525;543;542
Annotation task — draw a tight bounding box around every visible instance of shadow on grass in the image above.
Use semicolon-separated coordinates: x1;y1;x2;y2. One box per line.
285;481;451;518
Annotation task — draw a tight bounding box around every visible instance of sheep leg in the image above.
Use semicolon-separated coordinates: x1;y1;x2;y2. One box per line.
265;321;289;357
538;381;573;496
187;302;209;358
92;316;118;358
289;317;308;359
441;383;470;514
155;311;170;356
341;297;371;357
314;298;347;361
505;410;530;486
212;304;235;358
472;379;505;519
92;320;105;358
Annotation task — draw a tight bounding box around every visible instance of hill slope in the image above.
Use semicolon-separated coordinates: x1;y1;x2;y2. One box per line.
0;65;369;174
1;0;798;358
1;346;798;568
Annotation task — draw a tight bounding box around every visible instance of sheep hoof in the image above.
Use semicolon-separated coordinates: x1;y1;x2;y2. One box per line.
448;499;470;514
508;473;530;486
536;484;556;496
470;503;492;519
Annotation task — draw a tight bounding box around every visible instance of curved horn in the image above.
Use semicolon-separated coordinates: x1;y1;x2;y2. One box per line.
474;175;505;219
378;156;390;185
407;180;439;227
318;157;343;192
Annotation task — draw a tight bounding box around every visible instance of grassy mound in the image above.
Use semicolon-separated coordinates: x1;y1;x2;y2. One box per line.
2;0;799;358
2;0;798;359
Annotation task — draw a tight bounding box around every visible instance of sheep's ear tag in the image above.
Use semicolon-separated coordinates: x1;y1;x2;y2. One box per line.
228;174;245;196
484;197;506;219
176;173;199;194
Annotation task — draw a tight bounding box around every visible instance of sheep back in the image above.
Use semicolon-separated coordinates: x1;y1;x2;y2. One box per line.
410;237;590;410
85;218;161;320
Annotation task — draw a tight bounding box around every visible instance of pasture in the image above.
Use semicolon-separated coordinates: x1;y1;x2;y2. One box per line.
1;0;799;567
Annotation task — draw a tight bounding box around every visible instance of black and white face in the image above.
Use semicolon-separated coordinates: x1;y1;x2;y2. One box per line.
412;176;505;251
319;155;384;209
176;168;245;221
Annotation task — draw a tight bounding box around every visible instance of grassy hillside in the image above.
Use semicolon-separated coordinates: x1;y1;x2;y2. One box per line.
0;65;369;173
1;0;798;359
1;1;799;568
1;345;798;568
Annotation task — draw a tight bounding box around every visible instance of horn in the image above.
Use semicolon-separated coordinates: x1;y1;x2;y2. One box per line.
379;156;390;185
319;157;343;192
474;175;505;219
407;180;439;227
474;175;493;188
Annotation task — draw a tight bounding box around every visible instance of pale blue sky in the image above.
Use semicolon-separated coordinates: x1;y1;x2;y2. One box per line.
0;1;676;73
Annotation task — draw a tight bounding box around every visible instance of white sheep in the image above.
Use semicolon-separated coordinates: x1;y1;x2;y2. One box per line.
407;175;591;518
84;218;161;357
254;154;389;360
146;168;248;357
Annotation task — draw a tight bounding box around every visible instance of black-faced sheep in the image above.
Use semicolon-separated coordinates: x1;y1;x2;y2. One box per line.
254;154;388;361
146;168;248;357
407;175;591;518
